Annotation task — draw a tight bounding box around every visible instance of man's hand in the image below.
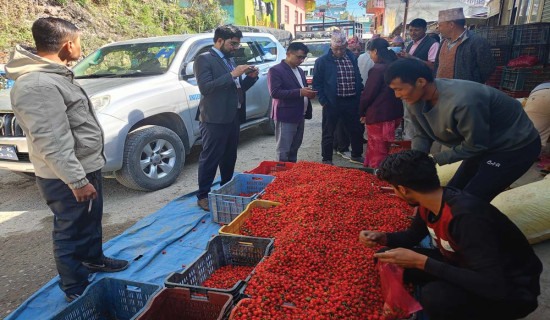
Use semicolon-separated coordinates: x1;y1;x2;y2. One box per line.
72;183;98;202
231;65;251;78
397;51;414;59
360;116;367;124
359;230;387;247
374;248;428;269
300;87;317;99
244;66;259;78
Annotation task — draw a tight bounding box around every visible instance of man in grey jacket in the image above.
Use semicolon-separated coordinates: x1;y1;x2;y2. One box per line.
385;59;540;202
6;18;128;303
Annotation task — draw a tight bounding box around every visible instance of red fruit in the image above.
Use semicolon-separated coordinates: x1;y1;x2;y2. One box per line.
182;264;186;268
202;220;206;223
192;228;196;232
179;239;183;242
162;250;166;254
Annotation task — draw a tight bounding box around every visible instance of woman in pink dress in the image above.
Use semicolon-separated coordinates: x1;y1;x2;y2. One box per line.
359;38;404;168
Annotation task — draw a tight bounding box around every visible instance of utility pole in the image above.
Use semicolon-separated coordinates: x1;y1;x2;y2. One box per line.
402;0;409;39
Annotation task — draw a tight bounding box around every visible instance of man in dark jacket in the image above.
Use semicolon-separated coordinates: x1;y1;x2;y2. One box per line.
398;18;439;70
360;150;542;320
313;30;364;165
386;59;540;202
268;42;315;162
434;8;495;84
194;25;259;211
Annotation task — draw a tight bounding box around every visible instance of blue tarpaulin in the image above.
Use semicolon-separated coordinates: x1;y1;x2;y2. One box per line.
6;187;225;320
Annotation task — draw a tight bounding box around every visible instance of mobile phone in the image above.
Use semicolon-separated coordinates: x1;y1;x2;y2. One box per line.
244;66;256;74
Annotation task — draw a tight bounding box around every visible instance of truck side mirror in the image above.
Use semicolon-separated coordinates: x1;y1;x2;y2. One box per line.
182;61;195;80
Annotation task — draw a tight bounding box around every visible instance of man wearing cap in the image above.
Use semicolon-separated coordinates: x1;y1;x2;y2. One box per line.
313;30;364;165
435;7;495;84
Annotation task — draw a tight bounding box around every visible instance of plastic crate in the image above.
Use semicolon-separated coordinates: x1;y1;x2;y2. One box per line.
244;161;295;175
485;66;505;88
387;140;412;154
209;173;276;224
136;288;233;320
500;66;550;91
513;23;550;45
51;278;162;320
228;298;252;320
219;200;282;236
511;44;550;65
477;25;514;46
164;235;274;297
490;46;512;66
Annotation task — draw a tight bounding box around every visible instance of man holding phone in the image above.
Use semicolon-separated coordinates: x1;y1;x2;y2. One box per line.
267;42;315;162
194;25;259;211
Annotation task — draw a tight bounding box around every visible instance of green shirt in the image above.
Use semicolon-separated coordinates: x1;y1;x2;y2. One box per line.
404;79;539;165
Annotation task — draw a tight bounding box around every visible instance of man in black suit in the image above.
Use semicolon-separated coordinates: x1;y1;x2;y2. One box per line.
194;25;259;211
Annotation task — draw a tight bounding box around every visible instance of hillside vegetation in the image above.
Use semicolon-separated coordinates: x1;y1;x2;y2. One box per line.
0;0;226;63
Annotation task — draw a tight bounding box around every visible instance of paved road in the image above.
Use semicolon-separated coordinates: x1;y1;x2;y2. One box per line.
0;102;548;319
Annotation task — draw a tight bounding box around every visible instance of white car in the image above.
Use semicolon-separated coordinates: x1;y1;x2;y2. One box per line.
0;32;285;190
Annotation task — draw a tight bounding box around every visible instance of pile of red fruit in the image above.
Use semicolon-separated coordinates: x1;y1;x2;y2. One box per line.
201;265;255;289
230;162;414;320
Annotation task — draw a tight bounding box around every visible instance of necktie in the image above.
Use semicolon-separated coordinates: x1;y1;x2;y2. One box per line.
225;57;244;105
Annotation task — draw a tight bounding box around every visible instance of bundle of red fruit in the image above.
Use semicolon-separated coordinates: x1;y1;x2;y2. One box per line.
230;162;414;320
201;265;255;289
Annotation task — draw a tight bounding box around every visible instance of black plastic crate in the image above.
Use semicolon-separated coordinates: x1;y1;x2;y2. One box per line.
477;25;514;46
513;23;550;45
490;46;512;66
500;66;550;92
511;44;550;64
51;278;162;320
164;235;274;297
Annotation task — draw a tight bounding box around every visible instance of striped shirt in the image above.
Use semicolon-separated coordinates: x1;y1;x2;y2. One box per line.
334;54;356;97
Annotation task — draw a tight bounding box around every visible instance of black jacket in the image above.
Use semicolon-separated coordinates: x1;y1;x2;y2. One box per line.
406;35;437;62
194;48;258;124
434;30;495;84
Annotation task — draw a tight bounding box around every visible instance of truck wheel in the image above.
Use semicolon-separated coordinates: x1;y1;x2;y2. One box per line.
115;125;185;191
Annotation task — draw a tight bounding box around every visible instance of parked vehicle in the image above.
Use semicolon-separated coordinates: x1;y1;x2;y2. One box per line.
297;39;331;84
0;32;285;190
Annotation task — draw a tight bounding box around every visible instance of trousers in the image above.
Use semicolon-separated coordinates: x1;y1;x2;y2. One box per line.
36;170;104;295
321;97;364;161
275;120;304;162
197;114;240;200
447;136;541;201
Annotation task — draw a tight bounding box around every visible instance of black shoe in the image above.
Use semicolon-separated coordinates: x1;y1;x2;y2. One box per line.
83;256;129;273
322;160;334;165
65;293;81;303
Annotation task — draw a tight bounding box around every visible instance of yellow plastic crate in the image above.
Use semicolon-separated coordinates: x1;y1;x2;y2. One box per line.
219;200;281;236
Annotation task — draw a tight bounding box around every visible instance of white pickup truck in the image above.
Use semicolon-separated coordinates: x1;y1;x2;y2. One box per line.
0;32;285;190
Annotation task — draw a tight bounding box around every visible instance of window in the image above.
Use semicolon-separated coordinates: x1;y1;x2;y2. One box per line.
300;13;303;24
232;39;263;66
295;11;298;24
255;37;278;62
73;41;183;77
285;6;289;24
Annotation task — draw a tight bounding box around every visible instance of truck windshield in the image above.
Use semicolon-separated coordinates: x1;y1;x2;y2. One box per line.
74;41;183;79
305;43;330;58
